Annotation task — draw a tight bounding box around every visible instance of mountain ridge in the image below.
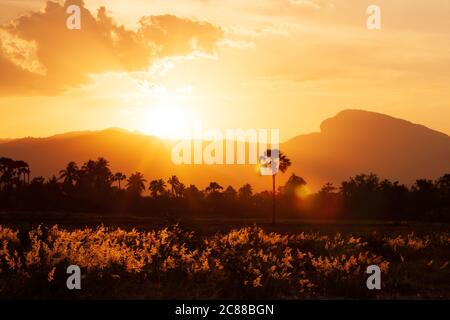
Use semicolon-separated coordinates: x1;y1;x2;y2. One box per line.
0;109;449;191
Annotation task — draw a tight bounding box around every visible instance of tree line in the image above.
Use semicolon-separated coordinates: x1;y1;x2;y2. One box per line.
0;156;449;221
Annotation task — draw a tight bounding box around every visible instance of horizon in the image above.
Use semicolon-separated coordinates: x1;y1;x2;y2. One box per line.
1;108;449;141
1;107;448;193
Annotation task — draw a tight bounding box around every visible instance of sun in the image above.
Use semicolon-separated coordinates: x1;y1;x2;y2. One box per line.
139;103;194;140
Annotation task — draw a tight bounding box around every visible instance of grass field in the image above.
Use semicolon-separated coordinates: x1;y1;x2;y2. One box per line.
0;212;449;299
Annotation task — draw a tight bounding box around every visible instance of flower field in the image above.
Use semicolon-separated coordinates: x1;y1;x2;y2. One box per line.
0;224;449;299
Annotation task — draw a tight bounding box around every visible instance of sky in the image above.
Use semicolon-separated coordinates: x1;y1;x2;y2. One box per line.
1;0;450;141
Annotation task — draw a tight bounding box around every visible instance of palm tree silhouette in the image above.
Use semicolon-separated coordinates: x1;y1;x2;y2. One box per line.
94;157;113;189
149;179;166;197
113;172;127;190
80;160;96;189
59;161;79;186
0;157;15;191
167;175;181;197
262;149;291;225
126;172;147;196
24;166;30;184
0;158;7;187
82;160;97;176
15;160;30;185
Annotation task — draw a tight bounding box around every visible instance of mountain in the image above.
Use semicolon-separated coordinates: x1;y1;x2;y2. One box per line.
284;109;450;189
0;110;449;191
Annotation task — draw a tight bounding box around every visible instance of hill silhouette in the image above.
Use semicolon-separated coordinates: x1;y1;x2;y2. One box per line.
284;109;450;189
0;109;449;190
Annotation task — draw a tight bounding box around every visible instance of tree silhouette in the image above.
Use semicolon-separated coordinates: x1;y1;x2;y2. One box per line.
59;161;79;187
0;158;12;191
437;174;450;192
223;186;238;206
149;179;166;197
113;172;127;190
261;149;291;225
283;174;306;196
0;157;27;191
224;185;238;201
15;160;30;185
94;157;113;190
168;175;181;197
319;182;336;196
238;184;253;201
205;182;223;195
184;184;204;213
126;172;147;196
76;158;113;194
340;173;381;218
81;160;96;176
1;155;449;222
174;182;186;198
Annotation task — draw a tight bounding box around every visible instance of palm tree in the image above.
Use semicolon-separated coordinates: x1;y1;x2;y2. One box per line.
59;161;79;186
96;157;109;170
15;160;30;185
126;172;147;196
78;158;113;191
113;172;127;189
94;157;113;189
174;182;185;198
0;158;28;190
149;179;166;197
24;166;30;184
167;175;181;196
81;160;97;176
79;160;96;189
261;149;291;225
0;157;15;191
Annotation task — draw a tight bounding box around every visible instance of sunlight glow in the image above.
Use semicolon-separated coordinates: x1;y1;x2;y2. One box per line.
295;185;311;199
139;101;195;140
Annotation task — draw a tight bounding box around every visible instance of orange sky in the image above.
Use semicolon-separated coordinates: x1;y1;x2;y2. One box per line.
1;0;450;141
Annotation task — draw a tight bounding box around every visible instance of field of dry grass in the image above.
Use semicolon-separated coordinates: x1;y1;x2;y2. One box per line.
1;217;449;299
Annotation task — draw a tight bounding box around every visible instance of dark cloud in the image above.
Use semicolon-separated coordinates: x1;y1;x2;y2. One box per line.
0;0;223;96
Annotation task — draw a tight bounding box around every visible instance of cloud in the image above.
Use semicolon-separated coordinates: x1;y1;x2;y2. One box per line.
0;0;223;96
0;29;46;76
